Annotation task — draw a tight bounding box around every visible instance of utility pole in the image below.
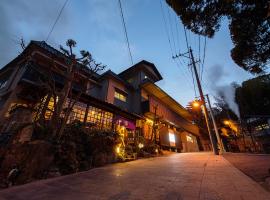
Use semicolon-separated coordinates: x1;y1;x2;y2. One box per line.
189;47;219;155
205;94;225;153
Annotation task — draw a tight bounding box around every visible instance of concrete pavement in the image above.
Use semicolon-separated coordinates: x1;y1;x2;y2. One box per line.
0;152;269;200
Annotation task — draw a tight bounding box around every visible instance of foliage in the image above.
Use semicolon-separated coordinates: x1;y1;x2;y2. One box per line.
52;39;106;138
143;142;160;155
54;121;121;174
166;0;270;73
235;74;270;118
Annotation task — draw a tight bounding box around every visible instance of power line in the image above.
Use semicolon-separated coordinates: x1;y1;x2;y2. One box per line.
159;0;194;90
201;36;207;81
183;26;189;51
118;0;133;65
46;0;69;42
159;0;174;57
165;1;177;55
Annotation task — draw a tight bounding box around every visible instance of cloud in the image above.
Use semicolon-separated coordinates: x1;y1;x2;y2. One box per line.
0;0;139;74
0;0;72;66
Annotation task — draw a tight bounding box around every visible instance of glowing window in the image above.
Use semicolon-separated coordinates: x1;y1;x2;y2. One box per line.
86;106;113;130
169;132;176;147
114;90;127;102
186;135;194;143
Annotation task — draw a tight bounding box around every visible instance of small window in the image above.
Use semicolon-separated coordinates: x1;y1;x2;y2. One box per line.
114;89;127;102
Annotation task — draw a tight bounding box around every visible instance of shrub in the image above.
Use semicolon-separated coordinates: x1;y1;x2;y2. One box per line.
55;121;121;173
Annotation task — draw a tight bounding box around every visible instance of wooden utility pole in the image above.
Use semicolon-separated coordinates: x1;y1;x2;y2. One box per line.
206;94;225;153
189;47;219;155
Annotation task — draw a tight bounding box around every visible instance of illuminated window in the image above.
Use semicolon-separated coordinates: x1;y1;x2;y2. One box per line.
44;96;59;120
68;102;87;122
86;106;113;130
186;135;194;143
169;132;176;147
114;89;127;102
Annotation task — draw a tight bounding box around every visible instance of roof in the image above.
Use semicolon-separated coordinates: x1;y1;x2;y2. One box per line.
100;70;134;89
140;81;199;135
140;80;192;120
118;60;163;81
0;40;101;79
31;41;101;79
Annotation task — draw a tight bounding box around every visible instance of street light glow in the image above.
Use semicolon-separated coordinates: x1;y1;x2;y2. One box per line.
224;120;230;125
192;101;200;108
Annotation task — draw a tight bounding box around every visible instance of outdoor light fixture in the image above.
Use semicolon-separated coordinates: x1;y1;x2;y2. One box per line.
191;100;202;109
224;120;230;125
138;143;144;149
155;148;158;153
116;146;120;154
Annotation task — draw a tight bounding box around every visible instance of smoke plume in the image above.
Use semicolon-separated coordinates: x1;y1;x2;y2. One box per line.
207;64;240;118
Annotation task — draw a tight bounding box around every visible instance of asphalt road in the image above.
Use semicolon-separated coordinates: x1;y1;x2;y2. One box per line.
0;152;269;200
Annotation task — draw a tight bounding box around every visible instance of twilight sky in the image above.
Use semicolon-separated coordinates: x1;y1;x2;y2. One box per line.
0;0;253;107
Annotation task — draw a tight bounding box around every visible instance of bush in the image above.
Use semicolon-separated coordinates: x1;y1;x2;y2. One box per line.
143;142;160;155
55;121;121;173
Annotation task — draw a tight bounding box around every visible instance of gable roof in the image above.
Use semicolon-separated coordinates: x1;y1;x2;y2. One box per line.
0;40;101;80
118;60;163;81
100;70;134;89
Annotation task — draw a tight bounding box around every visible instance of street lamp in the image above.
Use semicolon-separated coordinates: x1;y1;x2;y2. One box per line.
224;120;230;125
192;100;202;108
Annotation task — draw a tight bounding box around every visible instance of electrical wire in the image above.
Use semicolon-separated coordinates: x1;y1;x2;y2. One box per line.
159;0;174;57
159;0;194;90
118;0;133;65
183;25;189;51
201;36;207;81
165;0;177;55
46;0;69;42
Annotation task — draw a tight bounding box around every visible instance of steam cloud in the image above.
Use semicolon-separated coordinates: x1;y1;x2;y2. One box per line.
207;64;240;118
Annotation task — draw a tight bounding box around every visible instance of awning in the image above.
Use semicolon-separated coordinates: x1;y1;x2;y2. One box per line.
141;81;192;120
113;116;136;130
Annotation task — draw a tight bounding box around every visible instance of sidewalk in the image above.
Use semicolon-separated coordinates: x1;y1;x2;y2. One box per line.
0;152;269;200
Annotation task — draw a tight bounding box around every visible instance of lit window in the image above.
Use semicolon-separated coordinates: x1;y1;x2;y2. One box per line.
186;135;194;143
86;106;113;130
169;132;176;147
114;90;127;102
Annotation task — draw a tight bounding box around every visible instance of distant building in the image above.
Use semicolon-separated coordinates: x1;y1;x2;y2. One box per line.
0;41;210;152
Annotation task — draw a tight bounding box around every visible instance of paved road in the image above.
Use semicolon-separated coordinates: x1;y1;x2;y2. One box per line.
223;153;270;183
0;152;269;200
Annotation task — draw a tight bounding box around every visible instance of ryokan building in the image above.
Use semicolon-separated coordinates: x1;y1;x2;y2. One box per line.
0;41;210;152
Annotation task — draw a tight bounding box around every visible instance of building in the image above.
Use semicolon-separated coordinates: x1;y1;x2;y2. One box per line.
0;41;205;152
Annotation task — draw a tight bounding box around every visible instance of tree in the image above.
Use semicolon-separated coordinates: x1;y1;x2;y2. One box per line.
166;0;270;74
50;39;106;139
235;74;270;118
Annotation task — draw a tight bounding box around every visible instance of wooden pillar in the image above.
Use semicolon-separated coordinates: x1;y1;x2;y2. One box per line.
83;104;89;126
